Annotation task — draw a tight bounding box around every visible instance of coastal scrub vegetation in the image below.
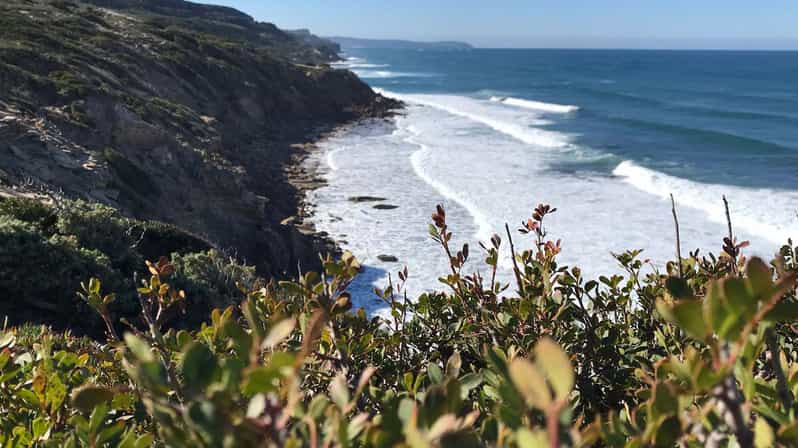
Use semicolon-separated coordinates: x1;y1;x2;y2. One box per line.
2;200;798;447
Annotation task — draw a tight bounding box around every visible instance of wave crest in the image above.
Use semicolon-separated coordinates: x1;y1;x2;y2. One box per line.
613;160;797;244
490;96;579;113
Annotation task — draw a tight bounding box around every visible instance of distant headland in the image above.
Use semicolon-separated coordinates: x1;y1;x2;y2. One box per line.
327;36;474;51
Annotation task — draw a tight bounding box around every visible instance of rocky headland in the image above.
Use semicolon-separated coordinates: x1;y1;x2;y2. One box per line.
0;0;400;278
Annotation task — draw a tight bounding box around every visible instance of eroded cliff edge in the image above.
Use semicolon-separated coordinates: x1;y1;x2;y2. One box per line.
0;0;399;277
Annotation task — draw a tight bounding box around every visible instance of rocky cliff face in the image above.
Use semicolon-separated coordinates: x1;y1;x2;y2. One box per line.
0;0;398;276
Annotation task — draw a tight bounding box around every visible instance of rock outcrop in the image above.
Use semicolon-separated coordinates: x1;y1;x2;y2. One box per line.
0;0;399;277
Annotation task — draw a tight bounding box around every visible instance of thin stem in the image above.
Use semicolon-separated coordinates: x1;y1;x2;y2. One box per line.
766;329;794;412
671;194;683;278
505;223;523;294
723;195;737;273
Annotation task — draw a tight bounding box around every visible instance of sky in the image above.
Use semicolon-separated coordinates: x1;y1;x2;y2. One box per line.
192;0;798;50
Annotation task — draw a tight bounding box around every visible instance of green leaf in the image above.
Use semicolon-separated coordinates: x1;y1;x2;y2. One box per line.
509;358;551;410
243;366;282;396
45;374;67;413
665;277;693;299
659;298;708;341
763;300;798;323
71;385;115;414
725;277;757;320
534;338;574;400
747;258;773;295
124;333;155;363
428;362;444;384
180;342;217;395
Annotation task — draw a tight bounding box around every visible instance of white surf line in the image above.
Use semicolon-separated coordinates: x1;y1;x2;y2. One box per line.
377;89;569;149
613;160;798;244
490;96;580;113
403;125;495;245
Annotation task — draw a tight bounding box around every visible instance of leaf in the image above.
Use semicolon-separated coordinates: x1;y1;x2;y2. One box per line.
764;301;798;323
428;362;444;384
755;417;775;448
180;342;217;395
262;318;296;349
509;358;551;410
659;298;708;341
703;282;727;335
534;338;574;401
45;374;67;413
672;300;708;340
354;366;376;400
665;277;693;300
747;258;773;298
243;366;282;396
329;373;350;410
124;333;155;363
516;428;549;447
724;277;756;320
445;352;462;378
71;385;114;414
0;332;14;349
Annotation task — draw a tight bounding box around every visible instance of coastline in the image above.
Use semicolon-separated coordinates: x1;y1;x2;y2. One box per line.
280;102;403;274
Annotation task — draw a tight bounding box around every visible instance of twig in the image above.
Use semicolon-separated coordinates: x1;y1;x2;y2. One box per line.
671;194;683;278
713;373;753;447
766;329;794;412
723;195;734;244
505;223;523;294
723;195;737;273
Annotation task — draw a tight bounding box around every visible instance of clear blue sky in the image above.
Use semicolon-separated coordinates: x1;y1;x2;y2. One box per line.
192;0;798;50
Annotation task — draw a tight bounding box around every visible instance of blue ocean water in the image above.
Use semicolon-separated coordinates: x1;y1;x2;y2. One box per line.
310;49;798;312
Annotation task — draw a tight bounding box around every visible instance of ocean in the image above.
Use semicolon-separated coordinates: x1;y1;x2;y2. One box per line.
307;48;798;314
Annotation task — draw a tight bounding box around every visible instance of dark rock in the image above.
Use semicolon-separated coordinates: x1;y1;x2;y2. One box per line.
348;196;387;203
373;204;398;210
377;254;399;262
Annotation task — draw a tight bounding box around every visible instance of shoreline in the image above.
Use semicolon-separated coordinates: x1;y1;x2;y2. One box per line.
281;104;404;272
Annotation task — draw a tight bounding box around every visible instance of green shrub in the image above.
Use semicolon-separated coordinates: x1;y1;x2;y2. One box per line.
55;200;143;274
0;198;224;336
0;216;118;333
169;249;258;327
0;196;57;232
3;203;798;446
134;220;211;261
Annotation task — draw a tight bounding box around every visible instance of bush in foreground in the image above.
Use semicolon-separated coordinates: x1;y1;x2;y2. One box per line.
1;203;798;447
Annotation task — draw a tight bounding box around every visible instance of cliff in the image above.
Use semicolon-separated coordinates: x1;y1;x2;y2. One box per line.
0;0;398;277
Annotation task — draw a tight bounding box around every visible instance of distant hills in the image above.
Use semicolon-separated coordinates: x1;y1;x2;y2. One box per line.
328;36;473;51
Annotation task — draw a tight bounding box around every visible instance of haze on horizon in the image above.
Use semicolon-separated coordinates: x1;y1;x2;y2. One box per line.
191;0;798;50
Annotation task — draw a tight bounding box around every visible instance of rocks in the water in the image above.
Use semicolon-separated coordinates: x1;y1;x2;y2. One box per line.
373;204;398;210
377;254;399;262
348;196;387;203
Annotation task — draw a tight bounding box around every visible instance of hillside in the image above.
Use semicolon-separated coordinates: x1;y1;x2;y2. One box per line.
0;0;398;279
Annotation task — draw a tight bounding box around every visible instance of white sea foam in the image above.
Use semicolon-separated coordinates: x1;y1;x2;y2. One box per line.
307;92;790;313
347;63;390;68
404;125;494;244
354;70;438;79
377;89;569;148
613;160;798;244
490;96;580;113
